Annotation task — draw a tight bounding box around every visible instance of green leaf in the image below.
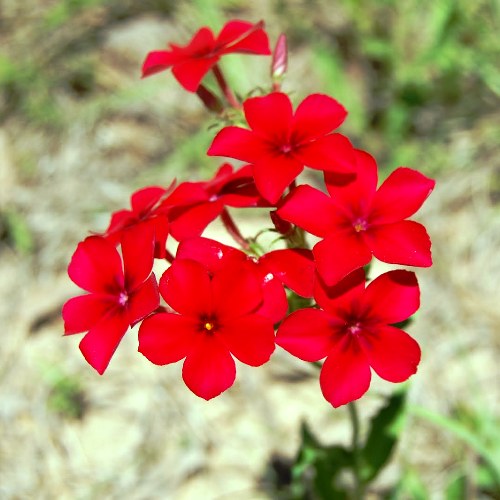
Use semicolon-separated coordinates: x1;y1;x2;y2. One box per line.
289;421;353;499
361;388;408;482
385;468;429;500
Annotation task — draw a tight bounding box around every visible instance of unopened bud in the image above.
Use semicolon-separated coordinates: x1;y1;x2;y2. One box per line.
271;34;288;80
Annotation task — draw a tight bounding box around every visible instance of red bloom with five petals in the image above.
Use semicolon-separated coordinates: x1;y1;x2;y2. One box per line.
138;257;276;400
276;269;421;407
142;20;271;92
278;149;435;285
207;92;356;203
62;225;159;374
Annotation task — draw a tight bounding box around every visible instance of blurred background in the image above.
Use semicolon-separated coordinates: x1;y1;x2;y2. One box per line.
1;0;499;498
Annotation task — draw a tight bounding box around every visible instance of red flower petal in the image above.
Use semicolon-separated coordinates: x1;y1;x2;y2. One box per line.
370;168;436;224
277;185;340;237
256;271;288;323
362;270;420;324
130;186;166;215
62;294;116;335
217;20;270;55
159;260;212;317
219;314;275;366
252;156;303;204
313;268;366;317
128;274;160;325
276;309;339;362
325;149;378;216
79;310;130;375
169;200;223;241
294;133;356;173
260;248;315;298
208;126;271;163
360;325;421;383
184;27;216;54
320;335;372;407
122;223;155;291
182;334;236;400
313;232;372;286
366;220;432;267
244;92;293;143
138;312;198;365
104;210;135;244
68;236;124;294
176;237;242;273
292;94;347;143
172;56;220;92
211;261;263;319
141;50;181;78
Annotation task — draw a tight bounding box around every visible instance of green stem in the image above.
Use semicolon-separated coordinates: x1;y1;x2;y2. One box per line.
348;401;365;499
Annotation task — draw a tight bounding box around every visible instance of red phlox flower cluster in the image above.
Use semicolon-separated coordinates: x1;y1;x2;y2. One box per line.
64;19;436;407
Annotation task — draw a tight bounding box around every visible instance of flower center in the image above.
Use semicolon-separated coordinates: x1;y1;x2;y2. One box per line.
352;218;368;233
118;291;128;306
280;144;292;154
204;322;215;331
347;322;361;335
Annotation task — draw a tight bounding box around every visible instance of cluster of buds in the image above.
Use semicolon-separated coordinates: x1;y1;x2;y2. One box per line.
63;20;435;408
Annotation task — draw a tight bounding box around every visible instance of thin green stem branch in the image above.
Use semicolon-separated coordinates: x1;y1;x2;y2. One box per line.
348;401;365;500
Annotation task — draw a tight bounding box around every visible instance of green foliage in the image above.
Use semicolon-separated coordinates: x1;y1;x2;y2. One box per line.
0;210;34;254
361;388;407;482
45;367;87;420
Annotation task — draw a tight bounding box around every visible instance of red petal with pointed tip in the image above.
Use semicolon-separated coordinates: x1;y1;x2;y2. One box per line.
62;294;116;335
244;92;293;143
219;314;275;366
276;309;339;362
182;335;236;400
325;149;378;216
370;168;436;224
128;274;160;325
172;56;219;92
277;185;340;237
260;248;315;298
320;335;372;407
313;232;372;286
208;126;271;163
159;260;212;317
295;133;356;173
122;223;155;291
362;270;420;324
252;156;303;204
68;237;124;294
79;310;130;375
217;20;271;55
292;94;347;142
142;50;181;77
138;312;198;365
105;210;135;244
366;220;432;267
360;325;421;383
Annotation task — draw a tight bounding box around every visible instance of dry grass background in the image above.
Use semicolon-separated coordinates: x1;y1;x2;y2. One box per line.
0;0;499;498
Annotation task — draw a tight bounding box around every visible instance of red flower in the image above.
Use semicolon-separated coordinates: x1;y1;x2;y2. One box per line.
207;92;355;203
142;20;271;92
103;185;172;259
276;269;421;407
62;225;159;374
176;237;315;323
138;257;275;400
277;150;435;285
162;164;265;241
